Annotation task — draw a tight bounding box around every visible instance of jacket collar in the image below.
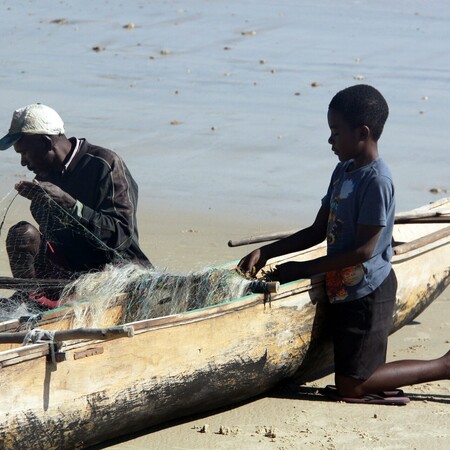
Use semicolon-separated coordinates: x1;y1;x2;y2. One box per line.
63;137;88;174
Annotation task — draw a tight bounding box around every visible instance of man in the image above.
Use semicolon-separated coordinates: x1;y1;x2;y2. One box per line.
0;103;151;306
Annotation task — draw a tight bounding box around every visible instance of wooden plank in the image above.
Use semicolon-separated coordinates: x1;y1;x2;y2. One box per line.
0;343;49;364
1;348;49;368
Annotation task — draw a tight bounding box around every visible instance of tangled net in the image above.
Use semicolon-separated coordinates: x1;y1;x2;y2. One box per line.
61;263;262;328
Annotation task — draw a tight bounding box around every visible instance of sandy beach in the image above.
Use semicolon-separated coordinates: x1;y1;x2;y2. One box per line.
0;0;449;448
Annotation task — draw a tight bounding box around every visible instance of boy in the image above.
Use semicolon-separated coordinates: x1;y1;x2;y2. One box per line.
239;85;449;402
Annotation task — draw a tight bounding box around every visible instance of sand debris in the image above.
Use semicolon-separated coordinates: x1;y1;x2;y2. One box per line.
192;424;209;433
256;426;277;438
218;425;240;435
123;23;135;29
429;187;450;194
50;18;68;25
92;46;105;52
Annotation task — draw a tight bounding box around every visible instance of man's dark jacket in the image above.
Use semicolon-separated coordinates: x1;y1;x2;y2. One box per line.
32;138;151;273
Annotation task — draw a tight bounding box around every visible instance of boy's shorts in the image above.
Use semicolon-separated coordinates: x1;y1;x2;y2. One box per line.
330;269;397;380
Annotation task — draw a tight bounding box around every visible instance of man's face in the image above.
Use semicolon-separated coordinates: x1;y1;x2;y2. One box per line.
327;109;361;162
14;135;56;178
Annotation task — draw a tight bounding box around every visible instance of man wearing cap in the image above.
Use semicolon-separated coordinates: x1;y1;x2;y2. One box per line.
0;104;151;306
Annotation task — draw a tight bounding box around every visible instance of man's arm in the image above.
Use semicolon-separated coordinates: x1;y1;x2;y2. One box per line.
71;158;139;251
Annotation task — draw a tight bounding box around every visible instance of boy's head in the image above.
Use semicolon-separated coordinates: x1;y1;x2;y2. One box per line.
328;84;388;142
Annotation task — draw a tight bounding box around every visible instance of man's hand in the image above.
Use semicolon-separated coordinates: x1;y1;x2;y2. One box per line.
15;180;76;210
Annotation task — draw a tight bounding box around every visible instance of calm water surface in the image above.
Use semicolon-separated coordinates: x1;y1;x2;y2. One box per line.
1;0;449;230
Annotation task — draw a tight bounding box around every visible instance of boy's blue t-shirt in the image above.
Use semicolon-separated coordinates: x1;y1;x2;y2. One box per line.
321;158;395;303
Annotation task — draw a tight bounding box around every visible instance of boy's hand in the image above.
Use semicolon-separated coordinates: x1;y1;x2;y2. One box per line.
237;248;268;278
272;261;310;284
15;180;76;210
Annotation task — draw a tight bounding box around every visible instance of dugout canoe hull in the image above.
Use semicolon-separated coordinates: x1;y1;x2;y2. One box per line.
1;202;450;449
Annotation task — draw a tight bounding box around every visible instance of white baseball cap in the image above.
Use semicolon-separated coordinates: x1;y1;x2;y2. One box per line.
0;103;65;150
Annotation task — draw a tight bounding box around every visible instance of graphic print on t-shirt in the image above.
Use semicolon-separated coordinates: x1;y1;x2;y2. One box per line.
326;176;364;302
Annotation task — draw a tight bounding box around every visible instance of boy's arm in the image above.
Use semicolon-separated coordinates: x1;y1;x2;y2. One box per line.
275;223;382;282
238;204;329;276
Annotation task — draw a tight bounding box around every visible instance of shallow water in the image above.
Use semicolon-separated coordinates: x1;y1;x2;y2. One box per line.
1;0;449;230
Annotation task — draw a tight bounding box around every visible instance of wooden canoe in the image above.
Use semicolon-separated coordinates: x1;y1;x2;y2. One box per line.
0;199;450;449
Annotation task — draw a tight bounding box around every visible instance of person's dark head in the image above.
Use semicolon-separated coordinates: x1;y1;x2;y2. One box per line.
0;104;70;177
14;134;67;178
328;84;389;142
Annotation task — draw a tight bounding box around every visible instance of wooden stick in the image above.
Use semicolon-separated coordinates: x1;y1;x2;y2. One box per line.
228;211;450;247
393;225;450;255
0;276;70;291
247;280;280;294
0;325;134;344
228;230;298;247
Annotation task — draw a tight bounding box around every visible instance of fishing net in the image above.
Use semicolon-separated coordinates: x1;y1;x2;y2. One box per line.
60;264;263;328
0;185;271;326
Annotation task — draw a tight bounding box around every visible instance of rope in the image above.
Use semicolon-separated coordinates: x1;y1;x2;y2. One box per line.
0;190;19;236
24;313;42;330
23;328;56;345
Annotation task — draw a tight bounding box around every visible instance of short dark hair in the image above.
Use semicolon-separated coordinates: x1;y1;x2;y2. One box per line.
328;84;389;141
